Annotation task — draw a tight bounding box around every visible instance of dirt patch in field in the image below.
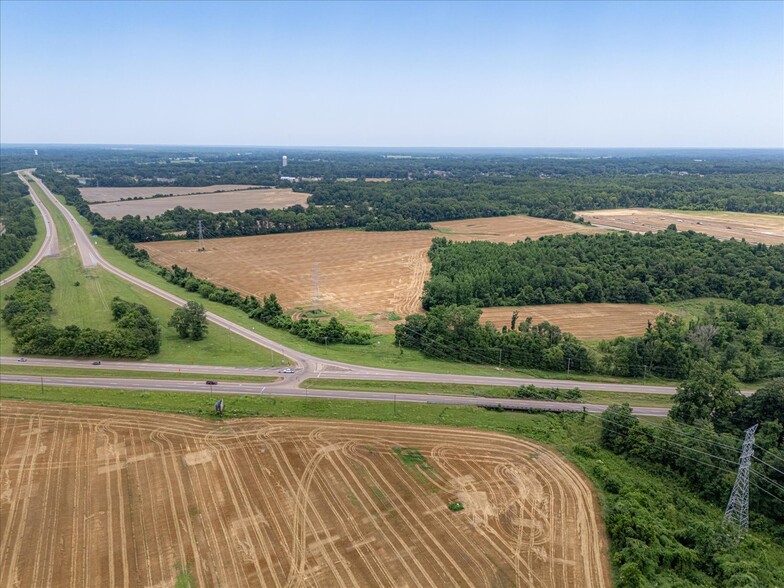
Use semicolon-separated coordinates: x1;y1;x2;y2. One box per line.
0;401;610;588
80;185;263;203
91;188;310;219
578;208;784;245
480;303;666;340
141;216;601;331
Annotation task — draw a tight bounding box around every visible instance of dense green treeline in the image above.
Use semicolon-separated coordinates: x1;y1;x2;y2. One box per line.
306;172;784;222
3;146;782;186
394;304;595;373
395;302;784;381
0;174;36;273
423;230;784;308
2;266;160;358
18;148;784;247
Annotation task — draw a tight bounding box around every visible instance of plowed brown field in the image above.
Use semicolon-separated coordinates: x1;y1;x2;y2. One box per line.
0;401;610;588
141;216;601;331
480;303;666;339
578;208;784;245
91;188;309;219
80;185;265;203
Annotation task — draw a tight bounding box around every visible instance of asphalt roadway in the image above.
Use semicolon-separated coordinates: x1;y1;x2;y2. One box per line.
0;171;720;416
0;172;58;287
0;374;670;417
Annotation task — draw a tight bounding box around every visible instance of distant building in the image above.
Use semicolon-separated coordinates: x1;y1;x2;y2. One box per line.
282;155;288;167
34;149;38;156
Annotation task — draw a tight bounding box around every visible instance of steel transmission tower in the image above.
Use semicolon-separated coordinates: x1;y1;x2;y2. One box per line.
197;220;205;252
723;424;758;537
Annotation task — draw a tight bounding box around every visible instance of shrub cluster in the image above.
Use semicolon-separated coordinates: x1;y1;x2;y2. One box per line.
2;267;160;359
515;384;582;401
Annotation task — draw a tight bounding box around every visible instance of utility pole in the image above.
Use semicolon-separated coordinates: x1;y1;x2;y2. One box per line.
566;357;573;376
498;348;502;369
197;220;205;251
723;424;758;540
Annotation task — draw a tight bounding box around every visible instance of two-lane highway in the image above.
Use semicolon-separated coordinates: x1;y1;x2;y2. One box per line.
0;373;671;417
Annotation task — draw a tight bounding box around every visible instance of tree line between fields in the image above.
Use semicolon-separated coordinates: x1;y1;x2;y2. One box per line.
0;174;37;274
30;157;784;248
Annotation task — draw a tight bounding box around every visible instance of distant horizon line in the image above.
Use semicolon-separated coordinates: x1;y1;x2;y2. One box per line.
2;143;783;152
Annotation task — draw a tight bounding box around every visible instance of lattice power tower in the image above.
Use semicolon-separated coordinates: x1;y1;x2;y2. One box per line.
723;424;758;538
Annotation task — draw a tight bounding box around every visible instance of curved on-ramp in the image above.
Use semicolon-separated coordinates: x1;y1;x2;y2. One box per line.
0;171;58;287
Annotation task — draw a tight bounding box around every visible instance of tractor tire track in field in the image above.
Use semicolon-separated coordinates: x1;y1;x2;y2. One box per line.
0;401;611;588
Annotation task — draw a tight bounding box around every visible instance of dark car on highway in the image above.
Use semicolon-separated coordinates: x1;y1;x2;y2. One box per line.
205;380;218;385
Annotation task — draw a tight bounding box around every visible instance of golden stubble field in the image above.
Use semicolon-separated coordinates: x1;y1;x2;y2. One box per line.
480;303;666;340
88;188;309;218
141;216;602;331
0;401;611;588
578;208;784;245
80;185;263;203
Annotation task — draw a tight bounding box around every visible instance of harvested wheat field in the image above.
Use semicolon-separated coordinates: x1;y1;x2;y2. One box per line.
0;401;611;588
579;208;784;245
91;188;310;219
480;303;666;340
142;216;601;331
80;185;263;203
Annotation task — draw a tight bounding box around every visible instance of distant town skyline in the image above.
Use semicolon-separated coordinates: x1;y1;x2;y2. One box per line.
1;1;782;148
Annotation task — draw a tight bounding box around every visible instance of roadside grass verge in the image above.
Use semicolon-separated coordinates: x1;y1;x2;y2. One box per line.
0;363;277;383
0;183;283;367
300;378;675;408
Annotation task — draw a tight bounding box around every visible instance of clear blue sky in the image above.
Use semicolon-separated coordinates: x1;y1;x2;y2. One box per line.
1;1;782;147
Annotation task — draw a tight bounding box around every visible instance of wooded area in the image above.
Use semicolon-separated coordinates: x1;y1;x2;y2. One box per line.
423;230;784;308
0;173;36;273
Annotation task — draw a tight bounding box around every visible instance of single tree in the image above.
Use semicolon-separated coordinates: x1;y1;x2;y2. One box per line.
168;301;208;341
670;360;741;425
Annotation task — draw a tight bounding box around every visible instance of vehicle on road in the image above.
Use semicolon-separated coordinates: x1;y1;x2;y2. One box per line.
17;357;28;362
279;368;295;373
92;361;102;365
206;380;218;385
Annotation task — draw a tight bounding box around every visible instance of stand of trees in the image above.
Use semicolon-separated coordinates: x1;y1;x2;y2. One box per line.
2;267;160;358
599;303;784;382
394;302;783;382
423;230;784;308
601;381;784;526
394;304;594;373
158;265;372;345
0;174;36;273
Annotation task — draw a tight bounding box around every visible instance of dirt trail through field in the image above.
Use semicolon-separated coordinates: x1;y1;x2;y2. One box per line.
0;401;611;588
